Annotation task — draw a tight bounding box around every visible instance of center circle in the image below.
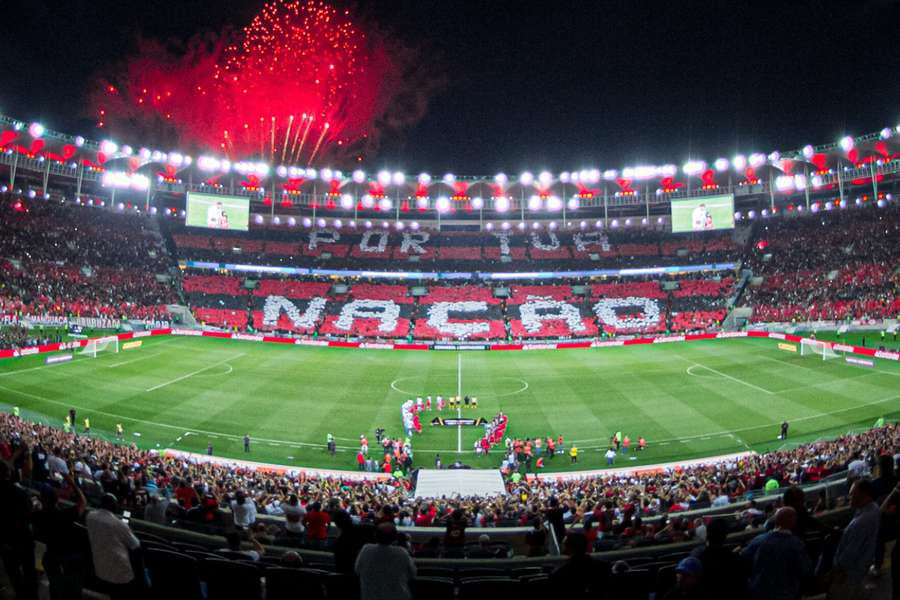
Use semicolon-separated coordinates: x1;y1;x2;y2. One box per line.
389;376;528;399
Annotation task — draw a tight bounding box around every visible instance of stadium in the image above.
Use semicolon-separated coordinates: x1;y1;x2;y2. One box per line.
1;1;900;599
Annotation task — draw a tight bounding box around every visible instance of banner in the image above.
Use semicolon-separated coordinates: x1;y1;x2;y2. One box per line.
778;343;798;352
121;340;143;351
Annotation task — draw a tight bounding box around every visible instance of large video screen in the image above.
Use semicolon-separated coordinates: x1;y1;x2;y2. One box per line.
186;193;250;231
670;194;735;233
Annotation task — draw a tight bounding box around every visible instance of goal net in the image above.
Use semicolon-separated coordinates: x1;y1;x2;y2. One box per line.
79;337;119;358
800;339;839;361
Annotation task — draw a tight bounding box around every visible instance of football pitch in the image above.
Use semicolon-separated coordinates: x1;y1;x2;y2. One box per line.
1;334;899;473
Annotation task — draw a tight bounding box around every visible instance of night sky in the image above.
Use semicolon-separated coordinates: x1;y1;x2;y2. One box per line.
1;0;898;173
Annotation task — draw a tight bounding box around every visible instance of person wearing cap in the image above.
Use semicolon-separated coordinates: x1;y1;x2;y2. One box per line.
663;556;704;599
741;506;811;600
85;493;141;599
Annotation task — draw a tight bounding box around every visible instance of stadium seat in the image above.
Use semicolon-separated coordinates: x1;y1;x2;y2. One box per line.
459;577;521;599
411;576;455;600
325;572;360;600
144;548;203;600
265;567;327;600
202;558;262;600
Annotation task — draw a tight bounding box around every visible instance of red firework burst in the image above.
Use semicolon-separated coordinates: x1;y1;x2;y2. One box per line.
93;0;432;165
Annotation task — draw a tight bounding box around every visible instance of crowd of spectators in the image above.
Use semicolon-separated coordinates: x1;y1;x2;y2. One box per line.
3;411;899;598
0;198;178;323
745;206;900;323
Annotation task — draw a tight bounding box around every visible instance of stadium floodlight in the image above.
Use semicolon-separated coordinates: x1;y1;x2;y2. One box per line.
579;220;587;229
352;169;366;183
624;218;632;226
339;194;354;210
519;171;534;186
595;220;603;228
377;170;391;186
287;216;296;226
501;221;510;230
28;122;45;138
713;158;729;172
471;196;484;210
317;217;327;227
734;211;741;221
416;196;429;210
603;169;618;181
623;165;657;180
304;168;317;179
74;135;85;147
748;153;766;168
538;171;553;186
747;210;756;219
381;220;390;229
321;168;334;181
392;171;405;186
276;166;288;177
273;216;281;225
657;216;664;224
364;220;372;228
442;173;456;185
531;221;541;230
349;220;357;228
732;155;747;171
527;195;542;211
611;219;619;228
410;221;419;230
100;140;118;155
517;221;526;230
302;217;312;227
494;172;508;185
548;221;557;230
361;194;375;209
378;198;393;211
435;196;450;213
567;197;579;211
395;220;404;230
484;222;494;231
768;151;780;162
802;144;815;160
417;172;431;185
641;217;648;225
546;196;562;211
333;219;343;228
878;199;887;208
559;171;571;183
682;160;706;176
254;214;264;224
494;196;509;212
839;135;854;152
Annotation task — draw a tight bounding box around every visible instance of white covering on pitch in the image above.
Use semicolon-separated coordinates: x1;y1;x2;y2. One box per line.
414;469;507;498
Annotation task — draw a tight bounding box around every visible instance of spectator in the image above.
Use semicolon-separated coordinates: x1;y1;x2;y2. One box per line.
443;508;467;551
333;509;371;574
692;518;746;597
665;556;705;600
355;522;416;600
829;479;879;598
741;506;811;600
32;470;87;600
303;501;331;548
550;531;606;597
230;489;257;528
85;493;141;600
0;459;38;600
281;493;305;538
525;518;548;557
220;531;264;561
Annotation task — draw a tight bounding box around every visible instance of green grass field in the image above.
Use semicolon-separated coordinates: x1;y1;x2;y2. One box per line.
1;334;899;473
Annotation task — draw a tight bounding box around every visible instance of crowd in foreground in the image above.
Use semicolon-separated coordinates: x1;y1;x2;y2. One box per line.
3;412;900;598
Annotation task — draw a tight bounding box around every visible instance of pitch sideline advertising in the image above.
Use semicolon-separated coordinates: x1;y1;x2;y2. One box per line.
185;192;251;231
670;194;735;233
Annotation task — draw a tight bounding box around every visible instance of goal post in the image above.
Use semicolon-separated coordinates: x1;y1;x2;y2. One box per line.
800;339;839;361
79;336;119;358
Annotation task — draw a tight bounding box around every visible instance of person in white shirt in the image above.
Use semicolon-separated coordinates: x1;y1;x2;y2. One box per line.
355;523;416;600
605;448;617;466
691;203;711;231
282;494;306;536
230;490;257;529
85;494;140;599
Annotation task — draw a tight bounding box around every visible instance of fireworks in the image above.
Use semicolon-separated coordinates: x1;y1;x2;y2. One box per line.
93;0;434;166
